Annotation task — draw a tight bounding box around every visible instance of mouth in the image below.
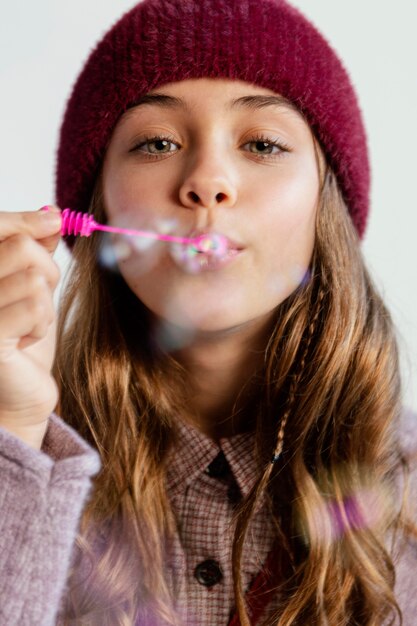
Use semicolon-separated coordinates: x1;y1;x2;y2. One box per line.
188;230;244;253
170;230;245;273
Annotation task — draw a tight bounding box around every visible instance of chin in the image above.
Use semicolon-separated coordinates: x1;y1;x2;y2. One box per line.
167;310;247;335
154;304;277;349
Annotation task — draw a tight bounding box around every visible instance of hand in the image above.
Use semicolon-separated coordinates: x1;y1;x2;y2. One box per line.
0;207;62;448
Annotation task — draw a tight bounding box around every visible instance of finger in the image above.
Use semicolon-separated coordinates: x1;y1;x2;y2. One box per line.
0;292;54;347
19;317;57;357
36;230;62;256
18;316;50;348
36;206;63;255
0;234;61;285
0;207;62;244
0;268;59;309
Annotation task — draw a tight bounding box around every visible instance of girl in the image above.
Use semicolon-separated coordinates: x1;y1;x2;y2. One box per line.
0;0;416;624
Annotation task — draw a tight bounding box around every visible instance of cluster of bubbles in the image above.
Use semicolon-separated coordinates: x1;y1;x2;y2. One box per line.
98;221;229;276
98;218;178;271
95;218;314;354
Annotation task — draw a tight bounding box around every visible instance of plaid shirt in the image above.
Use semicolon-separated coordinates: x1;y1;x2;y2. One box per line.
165;419;277;625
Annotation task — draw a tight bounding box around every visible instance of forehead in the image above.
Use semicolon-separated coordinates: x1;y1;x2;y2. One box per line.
119;77;307;125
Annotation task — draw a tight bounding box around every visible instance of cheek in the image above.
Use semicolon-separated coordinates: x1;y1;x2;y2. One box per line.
253;163;318;248
103;165;162;227
250;164;319;299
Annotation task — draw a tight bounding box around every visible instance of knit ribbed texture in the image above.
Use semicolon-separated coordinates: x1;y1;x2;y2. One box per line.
56;0;370;240
0;415;101;626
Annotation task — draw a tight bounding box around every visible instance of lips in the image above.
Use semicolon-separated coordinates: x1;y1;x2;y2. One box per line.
170;230;245;273
187;229;244;253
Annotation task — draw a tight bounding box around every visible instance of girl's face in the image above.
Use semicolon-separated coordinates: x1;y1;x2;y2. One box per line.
102;78;321;334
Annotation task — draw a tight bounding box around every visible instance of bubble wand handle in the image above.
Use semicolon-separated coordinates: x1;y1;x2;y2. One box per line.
60;208;200;245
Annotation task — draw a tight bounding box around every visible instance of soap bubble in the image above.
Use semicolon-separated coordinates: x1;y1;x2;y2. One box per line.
153;317;197;353
155;217;178;235
169;233;228;274
98;235;133;270
97;232;163;276
265;263;311;302
130;234;159;252
295;464;395;548
289;263;311;289
169;244;210;274
194;233;228;256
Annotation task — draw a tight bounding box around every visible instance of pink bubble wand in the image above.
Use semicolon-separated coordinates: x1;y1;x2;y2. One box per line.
60;208;227;254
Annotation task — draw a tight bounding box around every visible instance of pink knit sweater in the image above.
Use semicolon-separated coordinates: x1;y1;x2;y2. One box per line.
0;410;416;625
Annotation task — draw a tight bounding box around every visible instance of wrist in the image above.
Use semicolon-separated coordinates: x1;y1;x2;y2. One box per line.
0;418;50;451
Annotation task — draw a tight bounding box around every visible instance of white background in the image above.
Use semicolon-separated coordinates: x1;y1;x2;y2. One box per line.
0;1;415;411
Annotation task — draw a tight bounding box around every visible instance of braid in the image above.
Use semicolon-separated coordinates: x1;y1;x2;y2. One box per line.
232;274;329;625
270;148;329;464
271;279;327;463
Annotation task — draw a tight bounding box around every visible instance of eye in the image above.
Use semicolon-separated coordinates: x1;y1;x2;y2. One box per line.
243;135;291;158
130;135;179;156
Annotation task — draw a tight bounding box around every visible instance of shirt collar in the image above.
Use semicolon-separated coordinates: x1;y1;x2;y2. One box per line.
165;418;261;499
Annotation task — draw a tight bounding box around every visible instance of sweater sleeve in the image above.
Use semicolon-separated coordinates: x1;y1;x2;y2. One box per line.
391;407;417;625
0;413;101;626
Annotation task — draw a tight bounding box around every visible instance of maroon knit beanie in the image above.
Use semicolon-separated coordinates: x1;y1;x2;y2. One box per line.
56;0;370;239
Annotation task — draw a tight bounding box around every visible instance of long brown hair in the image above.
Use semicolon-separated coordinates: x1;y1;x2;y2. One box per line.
54;150;413;625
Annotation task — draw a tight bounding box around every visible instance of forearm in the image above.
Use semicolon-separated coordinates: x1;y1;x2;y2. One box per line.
0;414;101;626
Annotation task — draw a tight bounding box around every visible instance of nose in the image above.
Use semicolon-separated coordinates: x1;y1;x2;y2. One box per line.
178;155;238;213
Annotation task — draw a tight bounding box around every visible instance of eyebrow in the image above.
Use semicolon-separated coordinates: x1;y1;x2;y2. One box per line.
126;93;299;114
231;95;299;113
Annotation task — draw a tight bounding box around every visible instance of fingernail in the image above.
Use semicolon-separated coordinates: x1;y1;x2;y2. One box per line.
39;204;61;213
39;205;61;221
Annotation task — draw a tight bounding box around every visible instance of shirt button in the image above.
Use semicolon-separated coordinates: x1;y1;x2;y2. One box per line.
194;559;223;587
